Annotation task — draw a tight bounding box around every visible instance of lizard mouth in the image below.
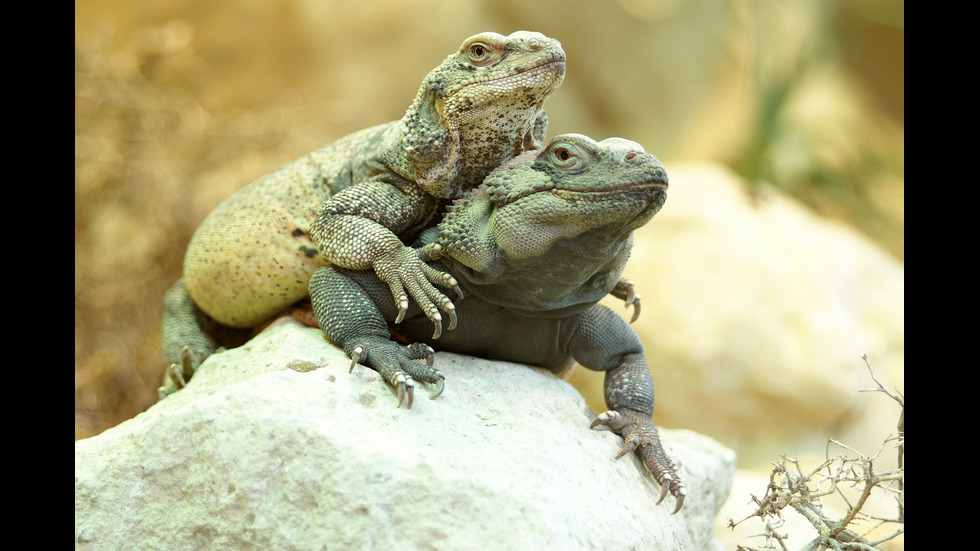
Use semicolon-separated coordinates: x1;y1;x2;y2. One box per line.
551;179;668;198
489;174;665;206
494;59;566;81
456;59;567;90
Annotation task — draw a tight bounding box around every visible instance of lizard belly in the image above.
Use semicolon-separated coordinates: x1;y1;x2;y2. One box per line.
403;297;575;372
184;186;328;328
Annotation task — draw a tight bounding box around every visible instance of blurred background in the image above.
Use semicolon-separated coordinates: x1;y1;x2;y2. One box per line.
76;0;902;544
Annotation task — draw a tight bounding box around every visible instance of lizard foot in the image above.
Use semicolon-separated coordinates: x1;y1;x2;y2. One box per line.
591;409;686;513
374;245;463;339
158;346;207;399
609;278;641;323
348;338;444;408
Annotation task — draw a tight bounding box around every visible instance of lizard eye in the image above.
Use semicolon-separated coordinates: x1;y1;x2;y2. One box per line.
467;43;493;64
552;146;580;168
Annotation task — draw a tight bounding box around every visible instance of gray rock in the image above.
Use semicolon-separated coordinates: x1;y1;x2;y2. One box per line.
75;320;735;551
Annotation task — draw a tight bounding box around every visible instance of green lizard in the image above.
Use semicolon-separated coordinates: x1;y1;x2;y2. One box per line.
162;31;565;394
309;133;684;512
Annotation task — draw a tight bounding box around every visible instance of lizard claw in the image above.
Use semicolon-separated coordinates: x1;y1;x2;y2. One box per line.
425;304;457;339
429;375;446;400
429;311;444;340
349;345;364;373
610;278;642;323
652;474;683;513
590;409;622;430
625;295;641;324
168;362;187;389
671;491;684;514
657;478;670;505
614;437;640;459
391;371;446;407
393;370;415;409
393;296;410;325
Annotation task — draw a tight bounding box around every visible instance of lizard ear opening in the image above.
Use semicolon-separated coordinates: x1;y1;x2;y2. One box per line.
403;89;461;198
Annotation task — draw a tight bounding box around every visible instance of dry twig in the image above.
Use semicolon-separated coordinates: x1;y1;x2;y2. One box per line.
729;356;904;550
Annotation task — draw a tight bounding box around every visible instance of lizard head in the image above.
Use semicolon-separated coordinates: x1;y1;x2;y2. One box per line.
400;31;566;198
431;134;667;290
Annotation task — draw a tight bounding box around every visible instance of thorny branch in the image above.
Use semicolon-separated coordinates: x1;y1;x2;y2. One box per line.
729;356;904;551
857;354;903;525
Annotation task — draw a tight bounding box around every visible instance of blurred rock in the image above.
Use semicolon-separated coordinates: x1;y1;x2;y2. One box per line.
75;321;736;550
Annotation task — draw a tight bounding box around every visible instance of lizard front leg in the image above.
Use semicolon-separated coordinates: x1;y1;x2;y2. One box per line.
608;277;642;323
569;304;685;513
310;181;461;338
309;266;445;408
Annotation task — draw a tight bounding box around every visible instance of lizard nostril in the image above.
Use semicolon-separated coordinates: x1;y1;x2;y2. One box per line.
624;153;637;162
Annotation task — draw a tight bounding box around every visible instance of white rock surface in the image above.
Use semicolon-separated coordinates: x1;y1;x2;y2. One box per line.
75;320;736;551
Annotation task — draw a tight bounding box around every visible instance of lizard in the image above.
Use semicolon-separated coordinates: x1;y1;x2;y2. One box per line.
307;133;685;513
160;31;566;395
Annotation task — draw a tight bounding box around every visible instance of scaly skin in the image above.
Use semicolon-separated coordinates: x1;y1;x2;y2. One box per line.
161;31;565;394
310;134;685;512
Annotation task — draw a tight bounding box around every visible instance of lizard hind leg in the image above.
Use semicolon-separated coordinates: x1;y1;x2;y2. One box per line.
309;266;445;409
160;278;219;398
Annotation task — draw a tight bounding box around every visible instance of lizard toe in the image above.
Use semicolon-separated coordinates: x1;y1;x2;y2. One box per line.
168;363;187;389
440;273;463;300
627;297;641;323
590;409;625;431
591;408;685;513
443;302;458;331
397;360;445;401
418;260;462;299
159;345;208;398
349;345;365;373
410;277;459;338
393;371;415;409
671;493;685;515
614;437;640;460
425;309;444;339
610;278;642;323
394;296;410;324
405;342;436;365
429;374;446;400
